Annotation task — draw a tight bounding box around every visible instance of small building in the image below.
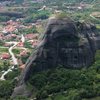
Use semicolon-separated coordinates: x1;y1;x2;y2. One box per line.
19;64;25;70
25;33;39;40
11;34;17;38
17;42;24;47
4;43;12;47
1;53;10;59
0;34;4;40
4;34;17;40
20;50;28;56
32;40;39;47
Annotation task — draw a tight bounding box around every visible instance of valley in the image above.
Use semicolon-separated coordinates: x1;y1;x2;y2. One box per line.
0;0;100;100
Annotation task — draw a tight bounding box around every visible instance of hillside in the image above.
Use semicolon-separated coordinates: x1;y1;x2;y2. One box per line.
0;0;100;100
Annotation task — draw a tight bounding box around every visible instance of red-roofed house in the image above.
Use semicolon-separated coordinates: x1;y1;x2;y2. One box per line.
17;42;24;47
4;34;17;40
11;34;17;38
19;64;25;70
0;34;4;40
1;53;10;59
20;50;28;56
25;33;39;40
32;40;39;47
4;43;12;47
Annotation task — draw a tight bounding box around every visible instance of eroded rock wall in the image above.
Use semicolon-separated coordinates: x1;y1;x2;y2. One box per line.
11;17;100;98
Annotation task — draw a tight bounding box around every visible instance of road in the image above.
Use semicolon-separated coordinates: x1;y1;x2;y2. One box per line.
9;42;18;65
0;35;25;80
0;42;18;80
0;66;14;80
21;34;25;43
8;34;25;65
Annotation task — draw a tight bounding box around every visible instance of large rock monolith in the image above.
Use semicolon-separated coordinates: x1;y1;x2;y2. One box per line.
11;17;100;98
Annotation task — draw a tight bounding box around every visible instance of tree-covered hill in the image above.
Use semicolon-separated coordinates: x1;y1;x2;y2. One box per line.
45;0;99;3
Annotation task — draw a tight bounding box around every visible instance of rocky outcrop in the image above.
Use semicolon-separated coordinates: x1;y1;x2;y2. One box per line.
11;17;100;98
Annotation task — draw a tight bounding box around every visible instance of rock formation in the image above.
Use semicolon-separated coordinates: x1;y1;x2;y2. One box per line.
11;17;100;98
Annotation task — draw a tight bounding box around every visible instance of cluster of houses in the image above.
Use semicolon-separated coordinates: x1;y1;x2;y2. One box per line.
0;19;39;46
0;20;20;41
25;33;39;47
15;33;39;48
0;19;40;64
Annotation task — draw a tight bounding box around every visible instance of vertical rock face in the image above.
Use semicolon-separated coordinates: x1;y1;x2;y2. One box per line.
11;18;100;97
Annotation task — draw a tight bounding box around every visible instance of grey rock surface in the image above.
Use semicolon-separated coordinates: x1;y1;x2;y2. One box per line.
11;84;31;98
11;17;100;98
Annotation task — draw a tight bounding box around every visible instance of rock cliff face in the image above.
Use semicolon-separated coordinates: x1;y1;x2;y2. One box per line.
11;17;100;98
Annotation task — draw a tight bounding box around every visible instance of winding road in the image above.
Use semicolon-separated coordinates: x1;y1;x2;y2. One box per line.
0;66;14;80
0;43;18;80
0;35;25;80
9;42;18;65
21;34;25;43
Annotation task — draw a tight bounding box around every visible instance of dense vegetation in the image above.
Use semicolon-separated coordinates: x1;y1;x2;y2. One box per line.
23;10;51;23
0;69;20;99
28;50;100;100
0;50;99;100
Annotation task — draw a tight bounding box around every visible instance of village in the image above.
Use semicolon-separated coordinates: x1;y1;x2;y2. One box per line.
0;18;40;72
